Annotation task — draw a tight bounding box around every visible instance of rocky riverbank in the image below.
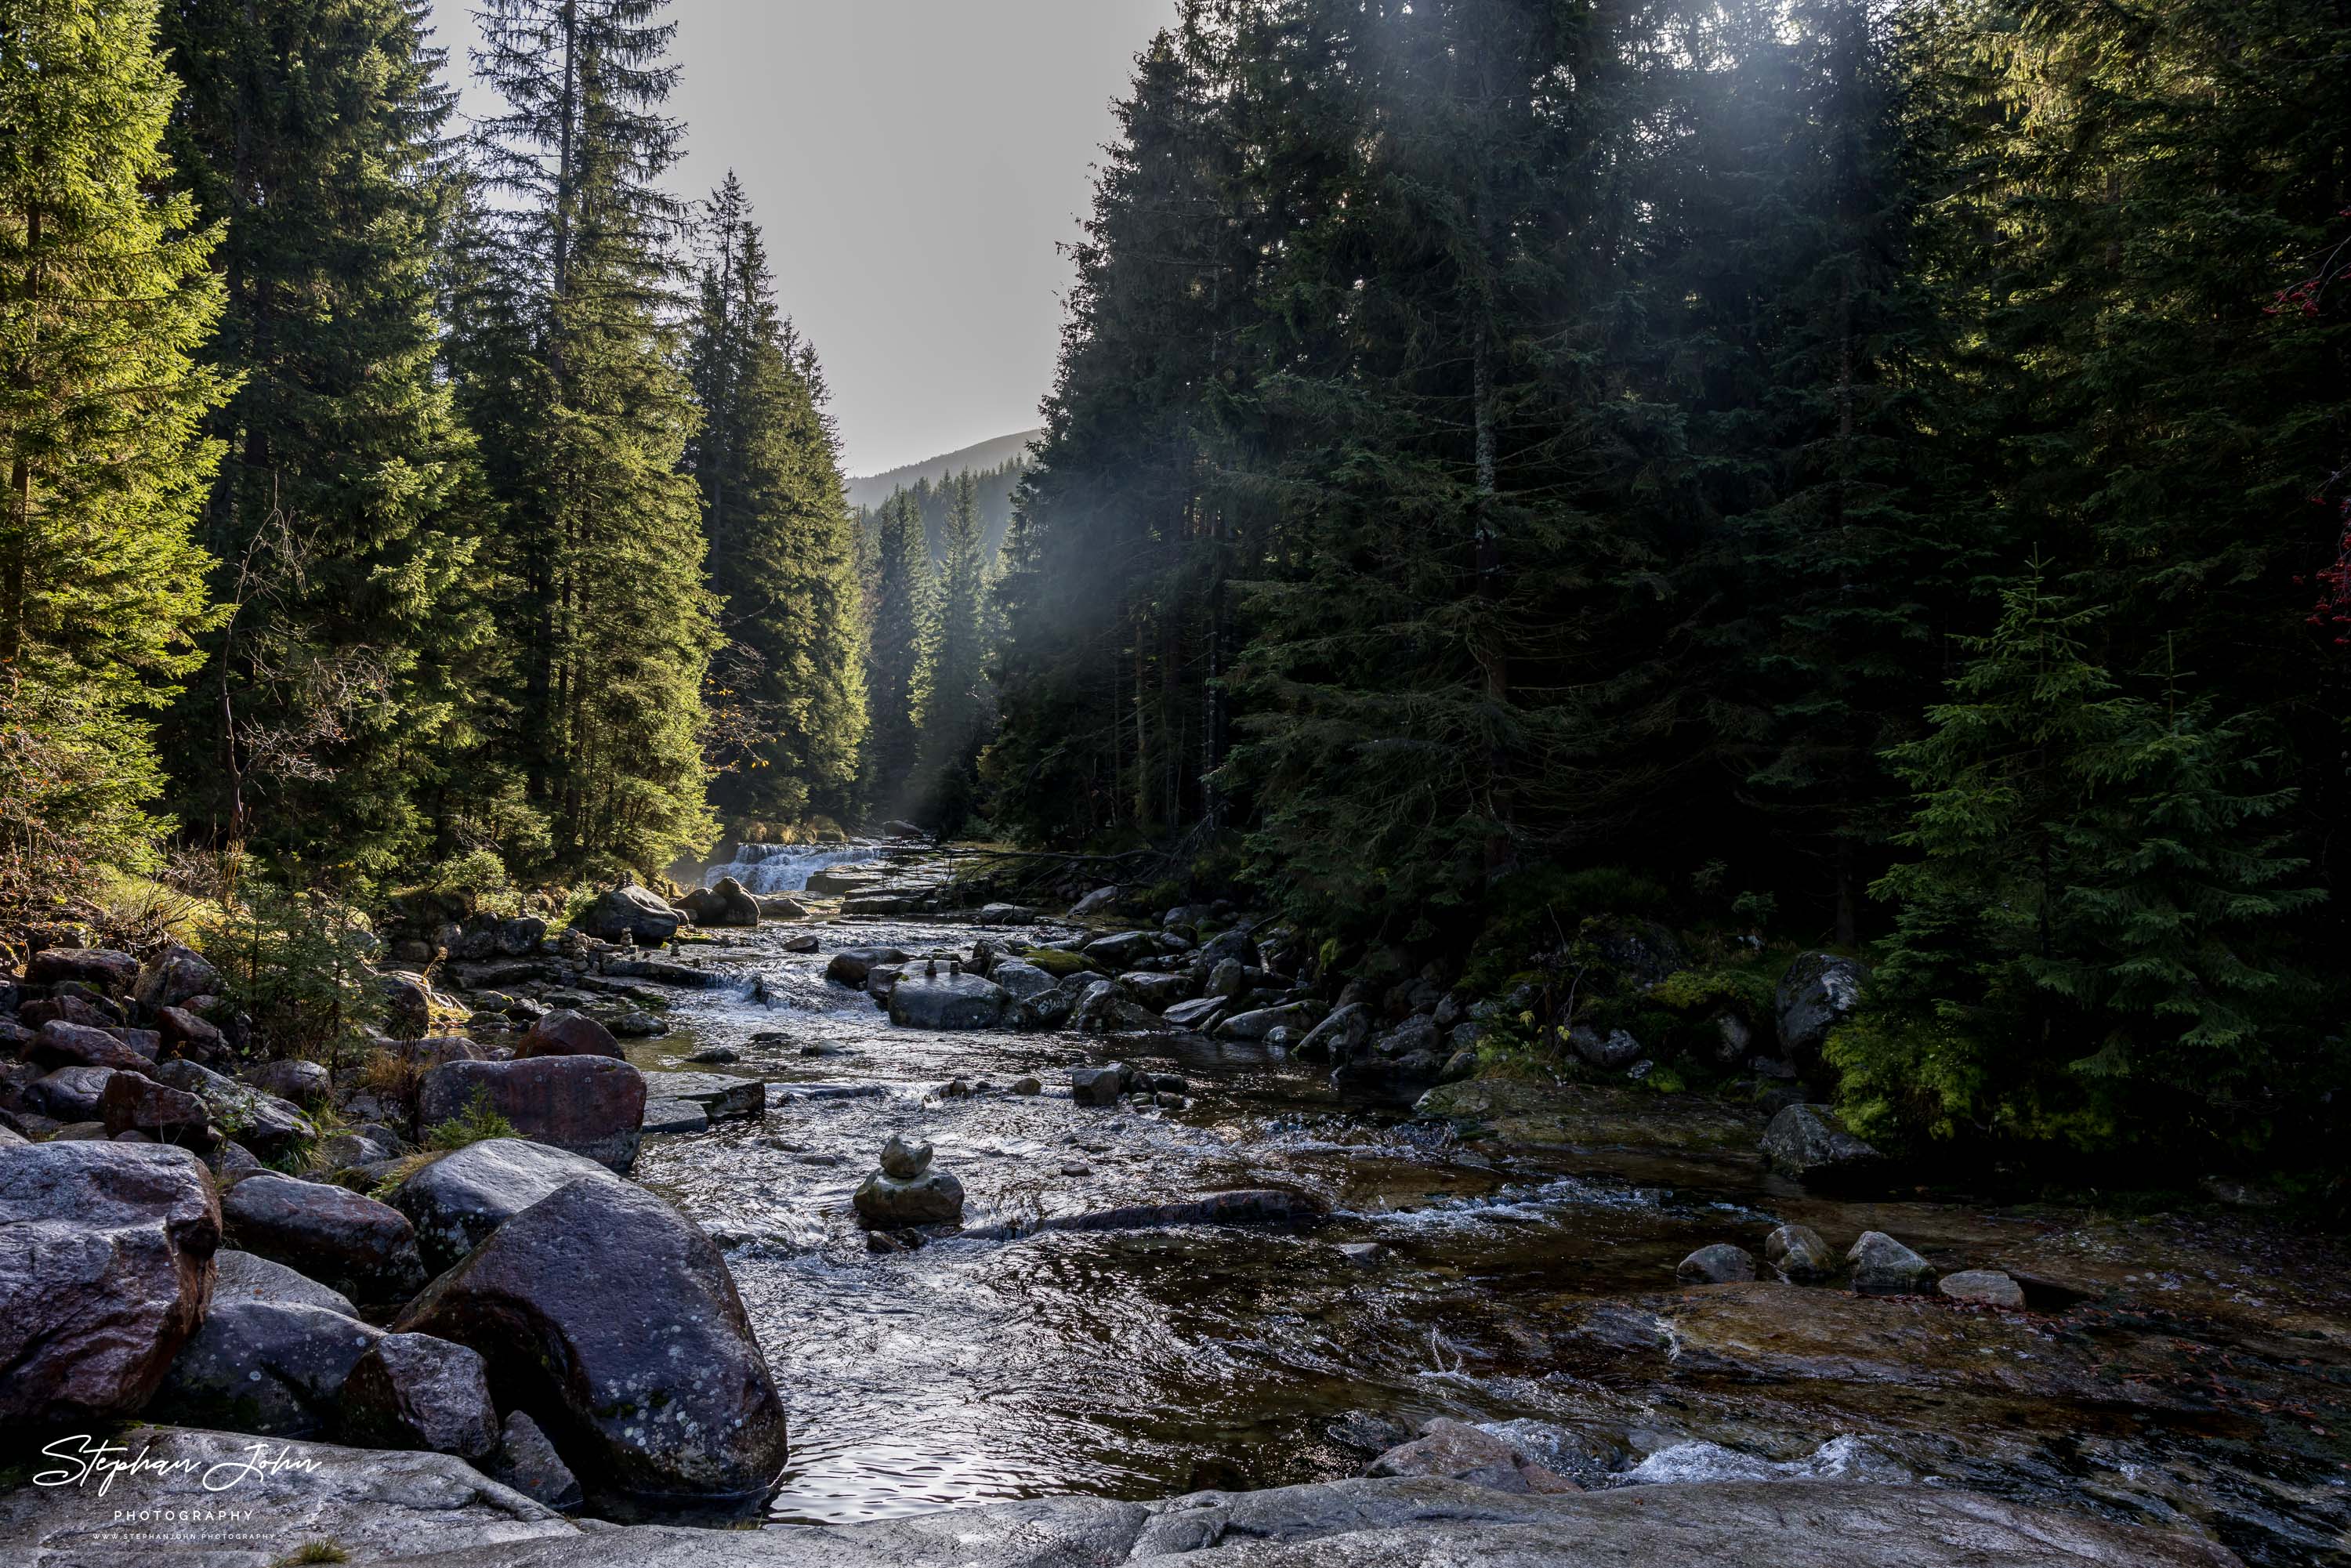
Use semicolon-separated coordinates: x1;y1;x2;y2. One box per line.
2;856;2343;1564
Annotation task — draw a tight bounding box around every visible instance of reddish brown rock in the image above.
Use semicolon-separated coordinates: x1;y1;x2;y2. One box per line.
158;1005;226;1061
0;1142;221;1424
1366;1418;1582;1494
415;1056;646;1173
29;1020;154;1071
221;1173;427;1306
25;947;140;994
339;1331;498;1459
98;1071;218;1150
513;1009;622;1061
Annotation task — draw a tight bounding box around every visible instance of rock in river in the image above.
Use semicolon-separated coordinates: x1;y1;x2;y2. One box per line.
514;1009;623;1060
0;1141;220;1424
888;969;1008;1030
389;1136;628;1273
1676;1243;1759;1285
574;883;683;945
1761;1102;1882;1184
1940;1268;2027;1309
1847;1229;1938;1295
1763;1222;1838;1282
1366;1417;1581;1494
824;945;908;985
417;1055;647;1174
853;1135;965;1229
394;1175;790;1504
488;1409;585;1512
221;1172;427;1306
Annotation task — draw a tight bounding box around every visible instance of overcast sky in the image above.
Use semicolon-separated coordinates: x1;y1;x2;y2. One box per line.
422;1;1174;476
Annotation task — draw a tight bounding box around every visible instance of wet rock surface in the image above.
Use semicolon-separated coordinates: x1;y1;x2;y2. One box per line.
389;1135;629;1273
417;1055;648;1172
220;1171;427;1305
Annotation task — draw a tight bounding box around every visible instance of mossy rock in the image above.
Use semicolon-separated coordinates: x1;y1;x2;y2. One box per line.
1014;947;1101;979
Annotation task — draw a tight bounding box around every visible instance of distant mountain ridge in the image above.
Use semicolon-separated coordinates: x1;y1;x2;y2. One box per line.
846;429;1041;513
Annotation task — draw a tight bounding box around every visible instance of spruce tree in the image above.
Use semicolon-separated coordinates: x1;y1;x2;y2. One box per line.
155;0;494;877
0;0;229;892
860;489;928;817
684;173;868;828
909;472;989;830
457;0;716;873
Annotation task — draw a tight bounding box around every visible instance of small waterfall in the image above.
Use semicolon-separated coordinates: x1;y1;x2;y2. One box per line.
700;842;881;894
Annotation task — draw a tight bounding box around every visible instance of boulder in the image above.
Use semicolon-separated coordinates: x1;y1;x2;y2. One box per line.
488;1409;585;1512
150;1058;315;1160
761;896;815;922
133;943;222;1012
1570;1025;1645;1070
497;915;548;956
1761;1103;1883;1184
1162;996;1226;1031
220;1172;427;1305
574;884;685;944
1777;951;1871;1055
214;1247;359;1316
853;1162;965;1228
24;1063;116;1120
1295;1002;1372;1063
1364;1418;1580;1494
26;947;140;994
98;1070;217;1149
241;1057;331;1104
29;1019;152;1070
417;1056;647;1173
645;1070;766;1121
1676;1243;1759;1285
641;1099;708;1134
393;1177;791;1503
1763;1222;1838;1282
0;1142;220;1423
1199;928;1262;969
514;1009;624;1060
1082;929;1162;967
991;958;1058;1001
317;1128;401;1170
20;991;121;1030
149;1298;382;1436
340;1331;498;1458
888;970;1008;1030
1847;1230;1938;1295
1068;885;1122;917
973;902;1038;925
825;945;908;985
389;1137;627;1273
1217;1002;1316;1041
1207;957;1248;1000
1940;1269;2027;1309
1074;980;1168;1034
1119;969;1192;1009
688;876;760;928
1070;1063;1131;1106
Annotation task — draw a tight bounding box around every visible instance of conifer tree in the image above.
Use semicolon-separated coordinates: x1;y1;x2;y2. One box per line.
155;0;494;877
0;0;228;892
456;0;716;873
685;173;868;827
860;489;928;817
909;472;990;828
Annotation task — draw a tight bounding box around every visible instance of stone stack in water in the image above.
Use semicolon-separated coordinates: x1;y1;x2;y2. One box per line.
852;1134;964;1229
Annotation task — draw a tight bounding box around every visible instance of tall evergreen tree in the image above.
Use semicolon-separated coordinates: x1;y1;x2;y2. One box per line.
456;0;716;872
154;0;493;878
684;172;868;828
909;471;989;828
0;0;228;893
860;489;928;817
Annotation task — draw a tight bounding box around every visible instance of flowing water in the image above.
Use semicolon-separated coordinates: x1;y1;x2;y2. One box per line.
618;908;2351;1566
697;842;896;895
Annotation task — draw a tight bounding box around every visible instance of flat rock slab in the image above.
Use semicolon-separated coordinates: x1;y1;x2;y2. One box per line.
643;1098;712;1135
0;1425;574;1566
289;1476;2237;1567
645;1070;766;1121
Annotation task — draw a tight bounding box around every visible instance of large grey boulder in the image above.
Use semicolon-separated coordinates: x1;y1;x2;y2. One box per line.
133;942;223;1012
574;884;684;944
1082;929;1162;967
1295;1001;1371;1063
515;1009;625;1060
389;1136;629;1273
1364;1418;1579;1494
0;1425;577;1564
395;1176;790;1504
151;1056;315;1159
22;1063;115;1119
149;1298;382;1436
340;1330;499;1458
888;970;1007;1030
213;1247;360;1316
1217;1002;1316;1041
1676;1244;1759;1285
1762;1102;1882;1184
1570;1025;1645;1070
1119;969;1193;1009
26;946;140;992
645;1070;767;1122
221;1171;427;1306
1763;1222;1838;1283
417;1055;647;1174
1069;885;1121;916
824;945;908;985
241;1056;331;1105
1777;951;1871;1055
28;1019;151;1070
990;958;1058;1002
98;1069;217;1149
0;1142;221;1424
1074;979;1169;1034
